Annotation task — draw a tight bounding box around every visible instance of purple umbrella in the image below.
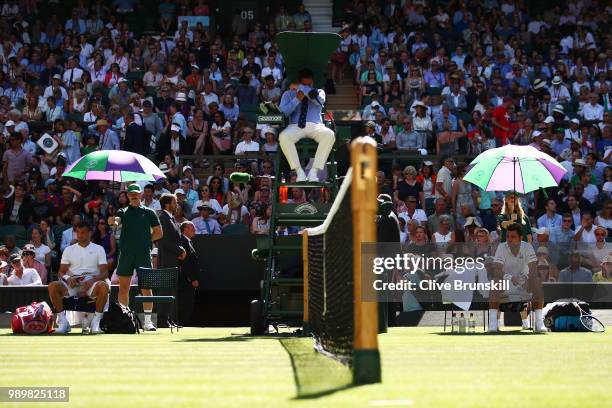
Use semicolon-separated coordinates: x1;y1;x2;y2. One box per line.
63;150;166;182
463;144;567;193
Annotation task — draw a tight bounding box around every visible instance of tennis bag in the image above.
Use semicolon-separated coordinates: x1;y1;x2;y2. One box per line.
100;301;143;334
11;301;54;334
543;299;591;332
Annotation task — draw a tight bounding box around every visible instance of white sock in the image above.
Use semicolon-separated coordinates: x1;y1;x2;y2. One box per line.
522;318;529;327
144;310;152;325
58;311;66;321
94;312;104;319
488;309;498;330
534;309;544;328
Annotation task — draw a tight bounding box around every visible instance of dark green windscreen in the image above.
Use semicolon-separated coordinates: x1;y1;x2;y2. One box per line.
277;32;341;88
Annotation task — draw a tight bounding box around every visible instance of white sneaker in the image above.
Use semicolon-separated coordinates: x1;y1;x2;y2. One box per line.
307;168;320;182
534;325;550;333
296;168;308;182
56;318;71;334
522;320;531;330
90;314;104;335
145;321;157;331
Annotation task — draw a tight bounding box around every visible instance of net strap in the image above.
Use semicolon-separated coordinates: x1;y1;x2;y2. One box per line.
305;167;353;237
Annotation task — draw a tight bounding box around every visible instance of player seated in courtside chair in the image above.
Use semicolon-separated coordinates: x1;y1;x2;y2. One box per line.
278;68;335;183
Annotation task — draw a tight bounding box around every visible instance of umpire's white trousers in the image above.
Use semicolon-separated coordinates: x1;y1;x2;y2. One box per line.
279;123;335;171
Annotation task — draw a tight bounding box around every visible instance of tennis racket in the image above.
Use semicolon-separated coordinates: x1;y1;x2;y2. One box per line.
574;301;605;333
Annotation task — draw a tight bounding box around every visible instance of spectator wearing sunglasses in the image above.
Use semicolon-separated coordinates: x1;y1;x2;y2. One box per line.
192;185;222;218
7;252;42;286
206;163;230;192
235;127;260;155
585;226;611;269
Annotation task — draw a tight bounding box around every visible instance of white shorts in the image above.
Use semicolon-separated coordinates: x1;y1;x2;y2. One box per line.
61;278;111;298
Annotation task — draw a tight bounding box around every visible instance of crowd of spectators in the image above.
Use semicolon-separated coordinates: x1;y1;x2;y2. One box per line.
0;0;611;289
0;0;317;286
336;0;611;282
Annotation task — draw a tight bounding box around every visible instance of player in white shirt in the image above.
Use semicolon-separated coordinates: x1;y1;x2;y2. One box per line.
490;223;548;333
7;253;43;286
48;222;109;334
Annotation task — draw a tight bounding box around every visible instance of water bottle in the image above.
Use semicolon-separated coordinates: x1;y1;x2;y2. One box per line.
468;312;476;334
451;312;458;333
459;313;467;333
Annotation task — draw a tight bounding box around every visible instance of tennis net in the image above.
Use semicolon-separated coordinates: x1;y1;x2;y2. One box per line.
306;168;354;366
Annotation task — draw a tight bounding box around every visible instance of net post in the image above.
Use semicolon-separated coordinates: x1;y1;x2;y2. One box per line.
350;137;381;385
301;229;310;335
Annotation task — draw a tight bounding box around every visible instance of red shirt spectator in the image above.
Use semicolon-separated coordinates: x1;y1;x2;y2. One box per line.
491;97;513;145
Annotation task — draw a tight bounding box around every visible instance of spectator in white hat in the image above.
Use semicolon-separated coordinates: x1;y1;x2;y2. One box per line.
528;130;543;150
593;255;612;282
182;165;199;189
43;73;68;100
564;118;581;141
532;226;550;247
2;119;15;138
362;96;386;120
549;75;570;104
169;123;182;156
262;127;279;152
192;202;222;235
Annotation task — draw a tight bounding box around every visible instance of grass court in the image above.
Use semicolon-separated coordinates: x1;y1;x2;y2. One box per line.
2;327;610;407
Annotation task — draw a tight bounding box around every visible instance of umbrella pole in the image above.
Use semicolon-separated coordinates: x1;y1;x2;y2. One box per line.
513;158;517;221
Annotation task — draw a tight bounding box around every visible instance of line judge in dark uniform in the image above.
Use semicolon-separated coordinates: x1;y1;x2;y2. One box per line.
178;220;200;326
158;193;186;268
157;193;186;327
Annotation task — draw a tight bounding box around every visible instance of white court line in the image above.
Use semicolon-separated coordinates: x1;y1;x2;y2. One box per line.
369;400;414;406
